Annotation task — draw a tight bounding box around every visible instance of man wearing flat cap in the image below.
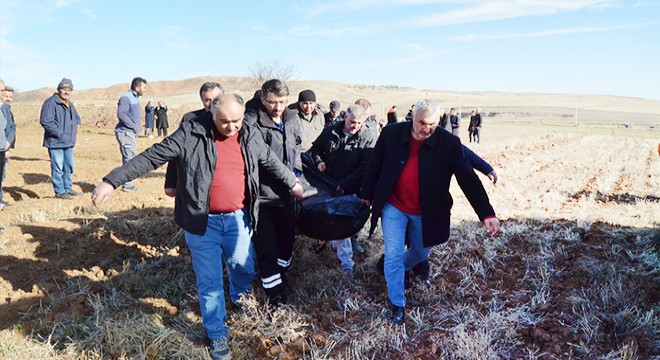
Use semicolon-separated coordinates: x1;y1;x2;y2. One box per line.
39;78;82;199
289;89;325;152
324;100;344;127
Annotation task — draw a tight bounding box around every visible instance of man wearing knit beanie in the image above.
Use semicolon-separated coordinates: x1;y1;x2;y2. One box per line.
39;77;82;199
291;89;324;152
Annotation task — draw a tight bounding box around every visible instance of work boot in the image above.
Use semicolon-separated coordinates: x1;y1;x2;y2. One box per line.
389;303;405;324
209;338;231;360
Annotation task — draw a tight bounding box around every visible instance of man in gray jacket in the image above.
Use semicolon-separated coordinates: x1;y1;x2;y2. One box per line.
39;78;82;200
92;93;304;360
290;89;325;152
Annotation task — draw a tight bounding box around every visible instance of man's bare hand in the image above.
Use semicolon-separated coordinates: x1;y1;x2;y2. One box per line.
290;182;304;200
91;182;115;207
487;170;498;185
317;161;326;173
484;217;500;236
164;187;176;197
360;198;372;206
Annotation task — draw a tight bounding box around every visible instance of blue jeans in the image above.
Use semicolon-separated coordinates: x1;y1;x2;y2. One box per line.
48;147;75;195
115;130;137;188
332;238;354;271
381;202;432;307
184;209;256;340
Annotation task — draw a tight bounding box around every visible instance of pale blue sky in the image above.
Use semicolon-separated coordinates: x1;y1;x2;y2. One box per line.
1;0;658;100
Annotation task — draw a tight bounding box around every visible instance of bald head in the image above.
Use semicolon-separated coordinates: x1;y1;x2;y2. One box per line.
211;94;245;138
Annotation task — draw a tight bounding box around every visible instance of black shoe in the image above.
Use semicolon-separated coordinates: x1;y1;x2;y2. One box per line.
376;254;385;275
68;190;83;196
269;293;287;307
389;304;405;324
281;275;293;296
55;192;73;200
404;271;412;289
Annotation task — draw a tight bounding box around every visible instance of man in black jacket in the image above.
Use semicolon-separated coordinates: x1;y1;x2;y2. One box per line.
310;104;377;276
244;79;302;305
164;81;224;197
361;99;499;324
92;94;304;360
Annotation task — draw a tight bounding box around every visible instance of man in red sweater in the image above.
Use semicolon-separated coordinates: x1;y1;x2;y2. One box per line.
361;99;499;324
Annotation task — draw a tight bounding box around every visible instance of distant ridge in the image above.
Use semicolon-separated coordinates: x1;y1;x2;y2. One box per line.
13;76;660;116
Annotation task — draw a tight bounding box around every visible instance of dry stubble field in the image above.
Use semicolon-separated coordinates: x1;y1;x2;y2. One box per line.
0;110;658;359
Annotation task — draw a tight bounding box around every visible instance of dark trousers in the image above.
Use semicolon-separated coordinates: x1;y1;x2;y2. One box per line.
472;127;481;143
252;199;297;298
0;151;5;200
158;128;168;137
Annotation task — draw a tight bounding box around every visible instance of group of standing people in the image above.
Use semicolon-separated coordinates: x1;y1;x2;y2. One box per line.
87;78;499;360
144;99;169;139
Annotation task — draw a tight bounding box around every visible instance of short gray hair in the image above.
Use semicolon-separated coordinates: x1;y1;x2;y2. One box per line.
211;93;245;120
345;104;366;120
412;99;442;119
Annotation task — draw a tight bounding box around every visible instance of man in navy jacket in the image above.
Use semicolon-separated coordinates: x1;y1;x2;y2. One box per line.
39;78;82;200
361;99;499;324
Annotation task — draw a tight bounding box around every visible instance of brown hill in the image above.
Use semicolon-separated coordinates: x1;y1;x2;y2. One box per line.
12;76;660;126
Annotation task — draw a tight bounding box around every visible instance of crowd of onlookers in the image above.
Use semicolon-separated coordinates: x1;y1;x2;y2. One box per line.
0;76;496;360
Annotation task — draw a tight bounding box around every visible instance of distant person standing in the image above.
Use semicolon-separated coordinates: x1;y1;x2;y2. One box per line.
155;100;169;137
39;78;82;200
0;80;9;216
449;107;460;136
405;106;414;122
324;100;344;127
468;110;476;142
1;85;16;208
144;100;155;138
472;108;483;143
387;106;398;125
115;77;147;192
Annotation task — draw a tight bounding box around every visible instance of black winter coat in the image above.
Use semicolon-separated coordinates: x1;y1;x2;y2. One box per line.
309;121;377;196
155;105;169;128
361;122;495;247
103;115;297;234
244;106;302;206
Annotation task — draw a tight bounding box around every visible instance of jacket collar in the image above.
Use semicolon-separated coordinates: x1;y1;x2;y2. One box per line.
398;121;441;148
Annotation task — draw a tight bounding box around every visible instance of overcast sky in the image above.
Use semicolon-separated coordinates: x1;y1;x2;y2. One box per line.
1;0;658;100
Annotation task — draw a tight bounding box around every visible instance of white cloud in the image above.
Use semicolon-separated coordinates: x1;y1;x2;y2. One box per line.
365;42;437;67
159;26;196;52
81;6;98;19
289;24;376;37
407;0;618;27
53;0;82;8
450;21;659;42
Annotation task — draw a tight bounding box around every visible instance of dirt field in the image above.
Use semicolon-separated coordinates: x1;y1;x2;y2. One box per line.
0;94;658;358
